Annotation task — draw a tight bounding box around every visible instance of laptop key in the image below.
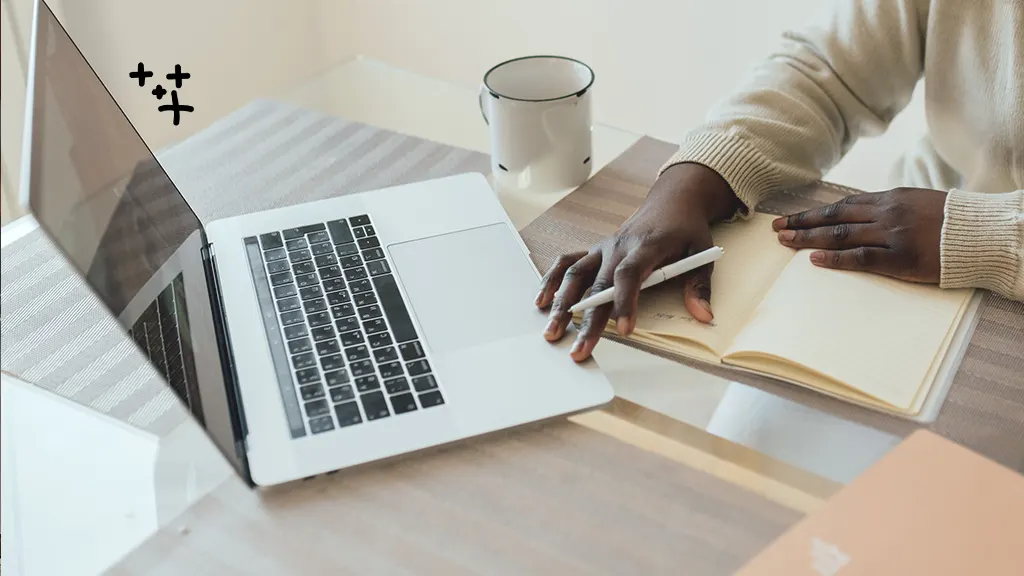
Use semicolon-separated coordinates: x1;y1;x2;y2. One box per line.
327;290;351;305
267;260;290;274
372;274;417;343
335;242;359;257
385;376;409;394
295;273;319;288
292;261;315;276
285;237;307;251
406;360;431;377
311;325;335;342
325;369;350;387
354;291;377;307
310;242;333;257
366;260;390;276
308;231;330;244
315;253;337;268
320;354;345;372
390;393;418;415
368;332;392;348
274;284;298;299
303;298;327;314
277;296;300;312
353;226;366;239
269;272;293;287
259;232;283;250
334;401;362;427
280;310;304;326
373;346;398;364
349;279;372;294
419;391;445;408
361;391;390;420
399;341;425;361
350;359;374;377
339;330;364;346
327;220;354;245
288;248;312;262
264;248;287;261
362;248;385;261
339;255;363;269
288;337;312;355
378;362;404;380
283;224;325;240
299;285;323;301
292;352;316;370
358;236;380;250
412;374;437;392
364;225;376;236
307;311;331;328
358;305;382;321
283;324;308;340
344;267;368;281
363;318;387;334
323;278;346;293
330;385;355;403
299;383;324;400
355;375;380;392
331;303;355;318
320;266;343;279
296;368;321;386
309;416;335;434
305;399;330;418
316;340;341;356
350;215;371;227
345;345;370;362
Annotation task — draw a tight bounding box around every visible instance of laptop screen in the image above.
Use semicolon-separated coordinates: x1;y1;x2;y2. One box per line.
21;0;243;470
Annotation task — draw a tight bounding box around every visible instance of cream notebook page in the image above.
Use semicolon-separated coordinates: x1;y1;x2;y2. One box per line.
627;213;794;362
724;255;972;412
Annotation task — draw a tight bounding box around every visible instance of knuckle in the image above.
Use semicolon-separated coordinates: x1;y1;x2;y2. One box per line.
821;202;843;219
831;223;850;241
555;254;578;268
614;260;642;281
853;247;872;268
563;263;585;280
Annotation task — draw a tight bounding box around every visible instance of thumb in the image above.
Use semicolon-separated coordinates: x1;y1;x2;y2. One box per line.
682;263;714;324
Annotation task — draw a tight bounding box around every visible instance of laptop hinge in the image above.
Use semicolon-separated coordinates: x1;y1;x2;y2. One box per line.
201;242;254;486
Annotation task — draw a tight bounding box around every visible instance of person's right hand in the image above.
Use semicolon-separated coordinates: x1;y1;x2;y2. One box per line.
535;162;743;362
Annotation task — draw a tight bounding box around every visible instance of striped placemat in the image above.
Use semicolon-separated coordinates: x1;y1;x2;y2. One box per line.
520;136;1024;473
0;99;489;435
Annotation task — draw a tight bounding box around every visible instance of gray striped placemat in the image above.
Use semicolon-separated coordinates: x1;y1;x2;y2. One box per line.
0;99;489;435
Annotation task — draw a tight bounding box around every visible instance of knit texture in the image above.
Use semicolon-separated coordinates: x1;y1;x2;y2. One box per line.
659;0;1024;301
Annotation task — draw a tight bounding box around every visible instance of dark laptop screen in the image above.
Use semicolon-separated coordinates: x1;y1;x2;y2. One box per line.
21;1;236;458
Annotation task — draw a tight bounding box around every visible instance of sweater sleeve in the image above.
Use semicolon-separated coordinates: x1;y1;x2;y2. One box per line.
940;189;1024;301
660;0;929;216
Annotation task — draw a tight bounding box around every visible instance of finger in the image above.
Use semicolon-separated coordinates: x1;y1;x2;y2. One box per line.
536;251;587;308
777;222;888;250
809;247;900;275
611;246;661;336
544;252;600;342
682;263;715;323
572;253;624;362
772;196;878;231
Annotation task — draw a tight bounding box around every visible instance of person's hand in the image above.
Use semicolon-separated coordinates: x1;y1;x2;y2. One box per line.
535;163;744;362
773;187;947;283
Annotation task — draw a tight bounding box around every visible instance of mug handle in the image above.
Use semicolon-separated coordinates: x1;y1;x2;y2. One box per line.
478;84;490;126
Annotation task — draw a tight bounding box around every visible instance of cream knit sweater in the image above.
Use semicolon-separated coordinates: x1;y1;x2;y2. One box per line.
661;0;1024;301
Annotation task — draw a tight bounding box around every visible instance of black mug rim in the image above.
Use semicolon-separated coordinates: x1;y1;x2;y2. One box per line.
483;55;595;103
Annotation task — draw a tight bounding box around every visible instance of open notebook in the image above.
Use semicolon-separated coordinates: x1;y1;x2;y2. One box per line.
580;213;982;419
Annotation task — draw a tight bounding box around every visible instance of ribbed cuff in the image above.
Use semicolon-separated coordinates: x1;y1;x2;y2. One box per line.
940;189;1024;298
657;131;780;219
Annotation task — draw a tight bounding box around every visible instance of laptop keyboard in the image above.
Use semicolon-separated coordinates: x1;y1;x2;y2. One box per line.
243;215;444;439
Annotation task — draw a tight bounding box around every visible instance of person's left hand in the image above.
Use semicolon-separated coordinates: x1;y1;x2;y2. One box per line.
772;187;947;284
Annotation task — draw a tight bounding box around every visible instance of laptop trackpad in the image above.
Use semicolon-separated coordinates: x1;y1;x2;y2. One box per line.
388;223;542;355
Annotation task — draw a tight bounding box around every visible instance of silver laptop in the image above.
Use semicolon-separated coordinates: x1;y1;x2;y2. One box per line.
19;0;613;486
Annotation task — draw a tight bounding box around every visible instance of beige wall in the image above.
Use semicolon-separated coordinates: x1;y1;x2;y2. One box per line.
0;0;332;225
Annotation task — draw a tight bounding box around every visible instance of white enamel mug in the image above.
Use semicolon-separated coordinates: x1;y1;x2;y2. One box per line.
479;56;594;193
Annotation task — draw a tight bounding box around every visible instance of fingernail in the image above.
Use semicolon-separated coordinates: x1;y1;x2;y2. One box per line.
699;299;714;319
616;316;634;336
772;217;786;231
544;318;559;336
534;289;545;306
778;230;795;242
810;251;825;264
571;338;585;354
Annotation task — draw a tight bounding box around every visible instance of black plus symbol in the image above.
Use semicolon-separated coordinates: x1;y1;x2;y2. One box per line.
165;64;190;88
129;62;153;86
158;90;194;126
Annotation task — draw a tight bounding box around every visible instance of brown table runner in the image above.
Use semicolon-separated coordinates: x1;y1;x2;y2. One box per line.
521;136;1024;472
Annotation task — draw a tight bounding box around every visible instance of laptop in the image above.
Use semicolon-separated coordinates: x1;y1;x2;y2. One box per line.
738;430;1024;575
19;0;613;486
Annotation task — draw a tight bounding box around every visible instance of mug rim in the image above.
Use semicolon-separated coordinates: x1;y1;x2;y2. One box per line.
483;55;595;103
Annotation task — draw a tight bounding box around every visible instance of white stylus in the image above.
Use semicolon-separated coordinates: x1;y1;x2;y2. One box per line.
568;246;725;314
